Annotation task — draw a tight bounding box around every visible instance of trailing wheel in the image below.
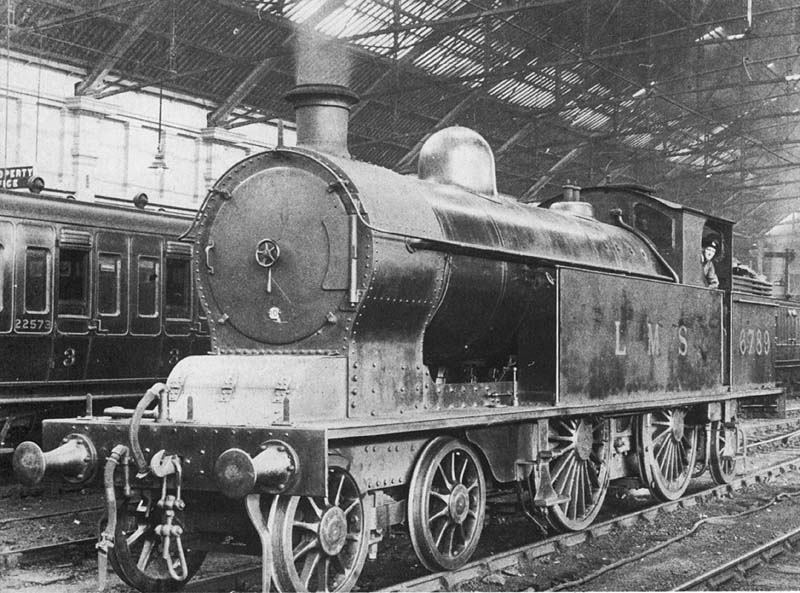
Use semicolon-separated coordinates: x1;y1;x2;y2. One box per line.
108;493;206;592
547;417;611;531
407;437;486;572
709;421;738;484
636;408;698;501
268;464;368;592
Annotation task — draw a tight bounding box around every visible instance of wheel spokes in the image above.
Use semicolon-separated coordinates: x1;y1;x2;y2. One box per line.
652;427;672;445
316;556;331;593
270;466;368;592
299;548;322;590
640;409;697;501
457;454;469;483
294;519;321;534
307;497;325;519
408;438;486;572
332;475;345;507
136;537;155;571
293;532;319;563
547;418;611;531
342;499;359;517
446;452;456;484
436;463;453;491
125;524;148;547
433;519;448;548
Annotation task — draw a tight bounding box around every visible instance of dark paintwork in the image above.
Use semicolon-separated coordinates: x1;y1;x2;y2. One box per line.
33;137;785;543
42;417;326;497
554;268;722;404
730;294;777;389
0;188;209;446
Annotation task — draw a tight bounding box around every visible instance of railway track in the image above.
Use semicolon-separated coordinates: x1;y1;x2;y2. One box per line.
0;503;103;570
4;419;800;592
379;455;800;593
0;537;97;570
672;524;800;590
548;488;800;591
0;504;103;527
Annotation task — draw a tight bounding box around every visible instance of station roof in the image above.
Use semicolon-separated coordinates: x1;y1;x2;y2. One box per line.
6;0;800;241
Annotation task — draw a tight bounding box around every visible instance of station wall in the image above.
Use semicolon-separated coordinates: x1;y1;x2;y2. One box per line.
0;51;296;209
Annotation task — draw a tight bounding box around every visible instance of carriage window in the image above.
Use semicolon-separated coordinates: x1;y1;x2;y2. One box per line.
633;203;674;253
58;248;90;316
137;257;160;317
98;254;121;315
25;247;51;314
166;257;191;320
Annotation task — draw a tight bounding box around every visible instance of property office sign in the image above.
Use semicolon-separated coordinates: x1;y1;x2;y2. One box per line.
0;166;34;189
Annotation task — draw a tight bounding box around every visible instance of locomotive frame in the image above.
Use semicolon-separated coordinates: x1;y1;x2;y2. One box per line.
13;84;786;593
0;187;209;452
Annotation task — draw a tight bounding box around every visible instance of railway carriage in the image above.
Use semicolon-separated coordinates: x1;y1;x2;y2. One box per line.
13;84;784;592
0;188;209;452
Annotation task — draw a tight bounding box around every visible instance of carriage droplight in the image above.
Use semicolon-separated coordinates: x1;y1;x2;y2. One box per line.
213;440;299;499
12;433;97;487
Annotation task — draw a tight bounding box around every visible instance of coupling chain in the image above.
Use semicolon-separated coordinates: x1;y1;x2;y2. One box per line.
153;453;189;581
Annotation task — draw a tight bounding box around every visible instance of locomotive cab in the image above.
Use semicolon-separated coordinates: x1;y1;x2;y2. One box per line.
542;184;734;291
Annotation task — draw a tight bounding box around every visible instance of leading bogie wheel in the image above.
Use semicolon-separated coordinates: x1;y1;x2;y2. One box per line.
107;493;207;592
547;417;611;532
407;436;487;572
636;408;698;501
268;464;369;593
709;420;738;484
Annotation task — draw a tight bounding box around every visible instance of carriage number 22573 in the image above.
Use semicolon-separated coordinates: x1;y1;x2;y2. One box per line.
14;318;52;331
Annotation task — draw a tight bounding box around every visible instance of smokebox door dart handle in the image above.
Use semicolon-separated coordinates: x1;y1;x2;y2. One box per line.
255;238;280;268
255;238;281;293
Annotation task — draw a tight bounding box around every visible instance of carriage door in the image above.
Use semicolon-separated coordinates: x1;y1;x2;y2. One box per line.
14;223;55;381
0;222;14;383
130;235;162;375
164;241;192;373
87;232;129;380
0;222;13;335
52;229;92;381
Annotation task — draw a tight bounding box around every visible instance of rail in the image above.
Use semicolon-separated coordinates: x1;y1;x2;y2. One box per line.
672;523;800;590
378;456;800;593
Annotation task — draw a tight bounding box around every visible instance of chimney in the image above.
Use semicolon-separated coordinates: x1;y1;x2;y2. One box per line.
284;84;358;158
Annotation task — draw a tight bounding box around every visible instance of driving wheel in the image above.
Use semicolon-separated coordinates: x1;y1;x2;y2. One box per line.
407;437;486;571
636;408;698;501
547;417;611;531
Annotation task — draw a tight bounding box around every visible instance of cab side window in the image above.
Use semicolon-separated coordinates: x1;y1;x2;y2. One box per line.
165;256;191;320
137;257;160;318
25;247;51;314
633;203;674;254
58;248;90;316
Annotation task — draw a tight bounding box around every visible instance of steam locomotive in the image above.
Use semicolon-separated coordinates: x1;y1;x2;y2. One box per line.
13;84;785;593
0;187;209;453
